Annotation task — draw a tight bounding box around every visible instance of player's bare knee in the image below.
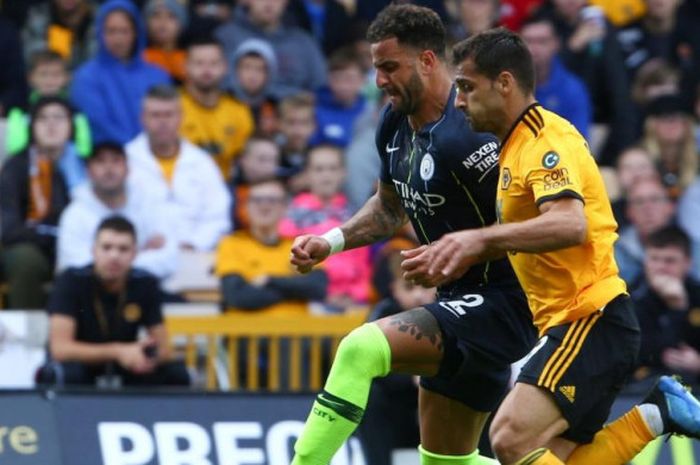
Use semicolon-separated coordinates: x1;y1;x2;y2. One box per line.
490;414;539;464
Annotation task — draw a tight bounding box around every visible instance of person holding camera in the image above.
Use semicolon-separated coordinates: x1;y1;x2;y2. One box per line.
37;216;189;387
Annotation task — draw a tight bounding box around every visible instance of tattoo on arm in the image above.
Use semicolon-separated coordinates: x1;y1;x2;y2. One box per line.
341;182;407;249
388;308;443;351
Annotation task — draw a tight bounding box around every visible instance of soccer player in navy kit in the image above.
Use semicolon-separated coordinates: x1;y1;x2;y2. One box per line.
289;5;537;465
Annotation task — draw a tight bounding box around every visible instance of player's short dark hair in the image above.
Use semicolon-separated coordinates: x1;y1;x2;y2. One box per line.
452;27;535;95
96;215;137;242
87;141;126;164
367;4;446;59
146;83;179;101
646;226;691;257
28;50;66;72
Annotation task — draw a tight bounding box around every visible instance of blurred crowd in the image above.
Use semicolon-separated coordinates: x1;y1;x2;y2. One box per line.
1;0;700;388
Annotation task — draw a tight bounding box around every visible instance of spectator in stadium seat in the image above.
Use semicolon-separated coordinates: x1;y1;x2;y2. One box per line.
632;226;700;384
616;0;684;81
230;135;281;231
230;38;280;136
641;94;698;198
38;216;190;387
276;92;317;191
215;0;327;97
0;97;75;309
611;145;659;227
126;84;230;252
5;51;92;174
57;142;178;280
447;0;501;43
142;0;188;84
536;0;637;165
280;145;371;311
310;48;368;149
70;0;170;145
216;178;327;315
22;0;97;70
180;37;254;179
521;14;592;139
285;0;353;56
0;17;29;116
615;177;678;285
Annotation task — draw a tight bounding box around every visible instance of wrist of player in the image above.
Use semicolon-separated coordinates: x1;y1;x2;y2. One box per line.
320;227;345;256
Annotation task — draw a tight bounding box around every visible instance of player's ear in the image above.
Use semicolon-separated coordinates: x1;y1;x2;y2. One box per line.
496;71;515;94
418;50;437;73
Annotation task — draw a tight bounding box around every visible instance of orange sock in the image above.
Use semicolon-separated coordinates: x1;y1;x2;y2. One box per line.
566;407;655;465
511;449;564;465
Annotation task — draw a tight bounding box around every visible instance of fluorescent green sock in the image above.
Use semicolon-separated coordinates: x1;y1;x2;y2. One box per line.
419;445;499;465
292;323;391;465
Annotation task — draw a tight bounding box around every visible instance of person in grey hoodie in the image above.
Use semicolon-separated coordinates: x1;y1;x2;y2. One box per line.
215;0;326;97
57;142;178;280
230;38;280;126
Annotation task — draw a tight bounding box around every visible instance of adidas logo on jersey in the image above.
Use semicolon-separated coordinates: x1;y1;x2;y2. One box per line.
559;385;576;403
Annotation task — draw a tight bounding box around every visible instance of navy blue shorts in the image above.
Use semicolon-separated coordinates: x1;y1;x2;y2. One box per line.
420;285;537;412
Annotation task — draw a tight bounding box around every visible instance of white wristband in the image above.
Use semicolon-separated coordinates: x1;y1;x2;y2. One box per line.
320;227;345;255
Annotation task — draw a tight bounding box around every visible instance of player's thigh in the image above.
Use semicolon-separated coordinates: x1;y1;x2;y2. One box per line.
419;386;490;454
375;306;443;376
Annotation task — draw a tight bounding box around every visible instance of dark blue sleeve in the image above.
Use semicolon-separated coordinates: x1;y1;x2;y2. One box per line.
449;131;501;223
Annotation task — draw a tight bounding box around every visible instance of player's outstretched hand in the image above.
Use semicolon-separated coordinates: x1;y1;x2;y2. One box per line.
429;230;484;283
290;235;332;274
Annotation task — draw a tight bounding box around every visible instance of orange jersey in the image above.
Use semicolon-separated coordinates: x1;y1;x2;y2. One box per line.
496;104;626;335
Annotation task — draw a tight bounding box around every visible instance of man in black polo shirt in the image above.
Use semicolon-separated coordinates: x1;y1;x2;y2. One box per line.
38;216;189;387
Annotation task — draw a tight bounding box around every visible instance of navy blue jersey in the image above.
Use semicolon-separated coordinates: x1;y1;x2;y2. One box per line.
376;87;518;295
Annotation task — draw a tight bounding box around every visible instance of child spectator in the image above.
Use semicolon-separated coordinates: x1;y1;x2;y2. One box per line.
0;97;76;308
230;135;281;230
216;178;327;315
6;50;92;160
70;0;170;145
143;0;188;84
22;0;97;70
311;47;367;149
231;38;279;136
276;92;317;191
280;144;371;311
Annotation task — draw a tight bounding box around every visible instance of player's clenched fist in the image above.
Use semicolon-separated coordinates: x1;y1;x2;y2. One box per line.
290;235;332;273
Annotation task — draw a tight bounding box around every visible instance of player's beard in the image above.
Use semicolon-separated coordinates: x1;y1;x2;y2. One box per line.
393;71;424;115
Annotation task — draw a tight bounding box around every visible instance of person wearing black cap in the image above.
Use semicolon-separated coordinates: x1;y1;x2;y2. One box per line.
0;97;75;309
641;93;698;197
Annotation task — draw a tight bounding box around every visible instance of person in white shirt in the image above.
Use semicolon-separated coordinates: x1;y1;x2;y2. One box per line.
57;142;178;279
126;84;231;251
